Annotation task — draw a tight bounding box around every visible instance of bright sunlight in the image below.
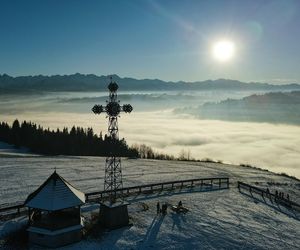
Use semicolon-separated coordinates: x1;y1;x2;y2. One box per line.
212;40;235;62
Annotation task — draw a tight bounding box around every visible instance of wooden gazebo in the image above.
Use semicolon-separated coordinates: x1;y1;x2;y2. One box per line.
25;171;85;248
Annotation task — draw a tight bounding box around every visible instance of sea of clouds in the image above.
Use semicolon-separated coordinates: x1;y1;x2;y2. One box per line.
2;109;300;178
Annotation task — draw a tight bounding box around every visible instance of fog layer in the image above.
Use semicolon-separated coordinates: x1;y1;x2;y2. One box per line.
1;91;299;178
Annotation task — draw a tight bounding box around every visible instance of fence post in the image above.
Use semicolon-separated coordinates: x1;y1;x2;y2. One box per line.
28;207;31;225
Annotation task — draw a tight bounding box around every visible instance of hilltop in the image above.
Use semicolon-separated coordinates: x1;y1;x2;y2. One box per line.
0;155;299;249
176;91;300;125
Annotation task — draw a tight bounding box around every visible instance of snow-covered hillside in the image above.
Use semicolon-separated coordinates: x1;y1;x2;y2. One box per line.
0;155;299;249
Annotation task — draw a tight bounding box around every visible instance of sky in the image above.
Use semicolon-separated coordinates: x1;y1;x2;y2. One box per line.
0;0;300;83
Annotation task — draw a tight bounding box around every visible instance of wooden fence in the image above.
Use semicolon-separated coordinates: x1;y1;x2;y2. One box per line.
238;181;300;212
0;177;229;219
86;177;230;202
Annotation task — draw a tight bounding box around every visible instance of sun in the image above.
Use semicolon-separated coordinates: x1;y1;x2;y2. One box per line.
212;40;235;62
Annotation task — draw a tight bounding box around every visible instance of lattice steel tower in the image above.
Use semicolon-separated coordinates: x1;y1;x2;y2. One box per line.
92;77;133;204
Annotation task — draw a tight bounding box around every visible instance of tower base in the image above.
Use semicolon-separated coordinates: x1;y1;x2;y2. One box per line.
99;201;129;229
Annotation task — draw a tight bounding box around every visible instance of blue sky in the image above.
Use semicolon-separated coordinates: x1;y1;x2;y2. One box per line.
0;0;299;83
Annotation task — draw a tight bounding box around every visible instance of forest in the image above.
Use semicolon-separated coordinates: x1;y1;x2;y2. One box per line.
0;120;178;160
0;120;138;157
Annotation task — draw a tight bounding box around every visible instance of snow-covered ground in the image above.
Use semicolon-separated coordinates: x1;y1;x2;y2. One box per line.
0;154;299;249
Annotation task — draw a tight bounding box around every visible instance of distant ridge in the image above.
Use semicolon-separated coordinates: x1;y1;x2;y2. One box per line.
177;91;300;125
0;73;300;93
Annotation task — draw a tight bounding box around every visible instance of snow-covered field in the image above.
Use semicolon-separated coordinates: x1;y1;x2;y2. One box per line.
0;153;299;249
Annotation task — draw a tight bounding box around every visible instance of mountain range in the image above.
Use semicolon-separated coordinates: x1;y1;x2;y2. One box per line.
1;73;300;93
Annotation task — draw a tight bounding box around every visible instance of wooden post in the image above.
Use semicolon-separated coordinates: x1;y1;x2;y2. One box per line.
28;207;31;226
219;178;221;188
78;205;81;224
227;178;229;188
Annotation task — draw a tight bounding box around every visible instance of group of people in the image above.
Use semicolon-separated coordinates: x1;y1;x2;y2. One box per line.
266;188;290;203
275;190;290;201
156;200;183;215
156;202;168;215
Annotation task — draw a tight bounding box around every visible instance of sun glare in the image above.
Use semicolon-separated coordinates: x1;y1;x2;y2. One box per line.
212;40;235;62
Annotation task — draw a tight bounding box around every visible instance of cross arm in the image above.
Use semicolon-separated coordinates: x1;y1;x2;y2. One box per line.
92;103;133;115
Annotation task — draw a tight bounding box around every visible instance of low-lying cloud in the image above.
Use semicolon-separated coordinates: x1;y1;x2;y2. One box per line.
2;110;300;178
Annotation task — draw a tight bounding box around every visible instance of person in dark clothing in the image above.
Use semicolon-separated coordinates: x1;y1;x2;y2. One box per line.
157;202;160;214
162;203;167;215
178;200;183;208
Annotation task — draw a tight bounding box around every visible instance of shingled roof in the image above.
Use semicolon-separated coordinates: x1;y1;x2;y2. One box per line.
25;171;85;211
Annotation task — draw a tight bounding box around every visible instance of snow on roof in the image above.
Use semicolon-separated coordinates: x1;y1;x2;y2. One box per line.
25;171;85;211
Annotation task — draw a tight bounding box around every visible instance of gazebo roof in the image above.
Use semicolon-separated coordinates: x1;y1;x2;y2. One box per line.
25;171;85;211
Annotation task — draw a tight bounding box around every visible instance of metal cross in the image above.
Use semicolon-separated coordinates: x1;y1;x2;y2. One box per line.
92;77;133;204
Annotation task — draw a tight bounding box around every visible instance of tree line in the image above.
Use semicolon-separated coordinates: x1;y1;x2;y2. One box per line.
0;120;197;161
0;120;138;157
131;144;176;161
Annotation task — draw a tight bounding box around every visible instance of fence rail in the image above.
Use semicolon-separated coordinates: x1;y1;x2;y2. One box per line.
0;177;229;219
238;181;300;212
86;177;230;202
